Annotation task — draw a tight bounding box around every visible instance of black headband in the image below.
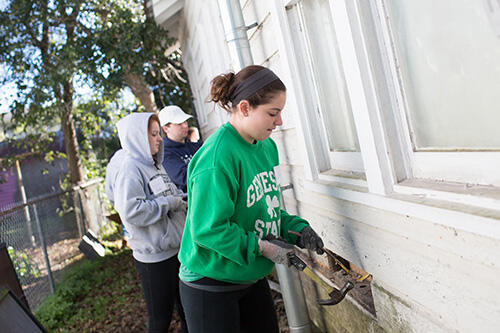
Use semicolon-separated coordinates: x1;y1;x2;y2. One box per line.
230;68;279;104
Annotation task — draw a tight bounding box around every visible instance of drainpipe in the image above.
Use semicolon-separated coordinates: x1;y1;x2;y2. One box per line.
216;0;256;71
216;2;311;331
278;185;311;333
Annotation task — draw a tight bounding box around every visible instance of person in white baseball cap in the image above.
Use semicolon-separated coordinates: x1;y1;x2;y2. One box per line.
159;105;193;128
159;105;203;192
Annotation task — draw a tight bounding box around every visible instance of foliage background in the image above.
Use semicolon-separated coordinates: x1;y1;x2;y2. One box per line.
0;0;195;184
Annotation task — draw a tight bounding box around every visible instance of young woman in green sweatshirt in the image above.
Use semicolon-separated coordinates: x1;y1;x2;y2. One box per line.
178;65;325;332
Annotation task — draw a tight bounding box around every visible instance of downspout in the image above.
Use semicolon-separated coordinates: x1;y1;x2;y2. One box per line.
277;185;311;333
216;0;256;71
216;1;311;332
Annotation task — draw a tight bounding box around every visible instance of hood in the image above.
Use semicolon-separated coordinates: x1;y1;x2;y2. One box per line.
117;113;164;165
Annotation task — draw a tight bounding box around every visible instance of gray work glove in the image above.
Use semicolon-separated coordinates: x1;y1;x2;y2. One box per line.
259;234;294;265
166;195;184;211
174;193;188;212
296;226;324;255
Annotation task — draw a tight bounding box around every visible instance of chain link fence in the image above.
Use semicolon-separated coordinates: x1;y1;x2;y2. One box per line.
0;179;111;310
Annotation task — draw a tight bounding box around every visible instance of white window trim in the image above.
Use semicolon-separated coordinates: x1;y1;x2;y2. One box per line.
327;0;396;194
271;0;326;181
304;179;500;243
293;2;364;173
274;0;386;186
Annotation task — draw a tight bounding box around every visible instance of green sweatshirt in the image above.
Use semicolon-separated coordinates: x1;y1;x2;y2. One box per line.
178;123;309;284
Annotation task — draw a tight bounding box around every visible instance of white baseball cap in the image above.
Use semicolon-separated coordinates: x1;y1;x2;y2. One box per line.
158;105;193;126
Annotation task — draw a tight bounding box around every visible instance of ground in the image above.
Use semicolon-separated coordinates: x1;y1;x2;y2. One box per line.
28;238;290;332
22;238;83;309
93;250;290;332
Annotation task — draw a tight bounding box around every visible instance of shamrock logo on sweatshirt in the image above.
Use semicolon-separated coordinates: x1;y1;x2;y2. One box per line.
266;195;279;218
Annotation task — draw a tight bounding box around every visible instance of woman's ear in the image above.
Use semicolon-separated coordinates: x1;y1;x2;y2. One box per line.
238;100;250;117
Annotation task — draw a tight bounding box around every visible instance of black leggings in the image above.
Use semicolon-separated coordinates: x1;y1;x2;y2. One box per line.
134;256;188;333
179;278;279;333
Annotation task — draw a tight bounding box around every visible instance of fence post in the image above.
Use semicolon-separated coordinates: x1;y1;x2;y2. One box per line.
95;185;104;232
73;189;85;238
15;160;36;247
33;203;55;294
76;179;104;236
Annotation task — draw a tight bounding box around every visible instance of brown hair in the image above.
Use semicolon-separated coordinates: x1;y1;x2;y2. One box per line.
209;65;286;112
148;114;161;169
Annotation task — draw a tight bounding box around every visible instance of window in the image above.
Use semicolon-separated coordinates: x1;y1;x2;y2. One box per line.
285;0;364;175
381;0;500;187
278;0;500;198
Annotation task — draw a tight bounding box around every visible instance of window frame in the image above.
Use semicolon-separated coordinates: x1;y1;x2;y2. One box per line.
371;0;500;188
275;0;500;206
278;0;366;177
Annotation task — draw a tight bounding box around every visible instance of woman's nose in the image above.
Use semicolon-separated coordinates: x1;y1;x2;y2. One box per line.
275;113;283;126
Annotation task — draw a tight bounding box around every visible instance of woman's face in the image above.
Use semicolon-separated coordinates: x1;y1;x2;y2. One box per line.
148;120;162;155
240;91;286;143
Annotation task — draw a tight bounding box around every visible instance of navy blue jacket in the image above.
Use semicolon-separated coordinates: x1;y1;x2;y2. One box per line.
161;137;203;193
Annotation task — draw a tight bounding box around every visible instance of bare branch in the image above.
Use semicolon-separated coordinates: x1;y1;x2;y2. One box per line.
166;63;187;83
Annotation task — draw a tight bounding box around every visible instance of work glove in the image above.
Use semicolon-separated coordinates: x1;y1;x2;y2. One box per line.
259;234;295;265
296;226;324;255
178;200;188;213
165;195;184;211
174;192;188;211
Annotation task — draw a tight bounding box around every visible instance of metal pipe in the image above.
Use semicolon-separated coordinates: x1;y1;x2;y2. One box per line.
217;0;254;71
275;264;311;332
279;185;311;333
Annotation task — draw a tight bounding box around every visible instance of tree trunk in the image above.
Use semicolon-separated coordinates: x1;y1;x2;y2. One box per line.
60;80;101;234
124;72;158;113
60;81;84;185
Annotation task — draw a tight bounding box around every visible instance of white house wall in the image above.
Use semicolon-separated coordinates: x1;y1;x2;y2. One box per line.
178;0;231;136
154;0;500;331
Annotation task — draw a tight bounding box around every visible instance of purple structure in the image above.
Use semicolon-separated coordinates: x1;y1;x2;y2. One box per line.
0;132;67;209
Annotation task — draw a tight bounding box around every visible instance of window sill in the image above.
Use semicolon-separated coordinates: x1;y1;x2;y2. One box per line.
304;176;500;241
317;169;367;188
394;178;500;212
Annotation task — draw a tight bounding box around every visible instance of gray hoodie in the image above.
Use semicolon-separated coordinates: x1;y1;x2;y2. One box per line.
111;113;186;263
105;149;126;206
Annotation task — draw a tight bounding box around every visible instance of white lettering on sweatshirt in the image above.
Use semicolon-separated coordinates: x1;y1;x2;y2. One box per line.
246;170;279;207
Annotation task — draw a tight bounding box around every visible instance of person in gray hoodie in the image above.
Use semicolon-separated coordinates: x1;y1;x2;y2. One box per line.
105;149;126;207
105;148;129;245
110;112;188;333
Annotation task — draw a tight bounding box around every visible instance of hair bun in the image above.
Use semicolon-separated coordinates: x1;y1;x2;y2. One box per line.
209;72;236;111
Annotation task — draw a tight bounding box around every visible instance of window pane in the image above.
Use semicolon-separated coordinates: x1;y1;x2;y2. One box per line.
388;0;500;150
301;0;360;152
